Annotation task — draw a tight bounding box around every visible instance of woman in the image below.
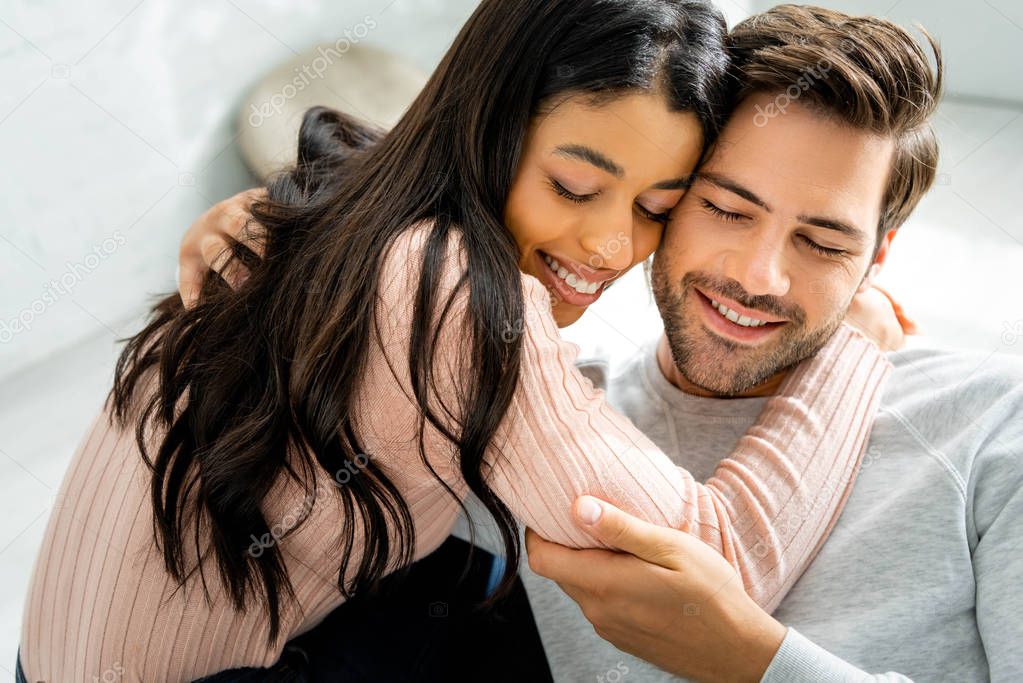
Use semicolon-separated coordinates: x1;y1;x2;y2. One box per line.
19;1;894;681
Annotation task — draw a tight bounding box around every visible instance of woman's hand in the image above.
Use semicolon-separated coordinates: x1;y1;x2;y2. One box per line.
525;496;787;683
178;188;266;308
845;285;914;352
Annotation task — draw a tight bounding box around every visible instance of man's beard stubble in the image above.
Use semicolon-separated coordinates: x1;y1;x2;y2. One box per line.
650;258;847;396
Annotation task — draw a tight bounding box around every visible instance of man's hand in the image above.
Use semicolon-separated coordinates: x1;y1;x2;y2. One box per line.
525;496;787;683
177;188;267;307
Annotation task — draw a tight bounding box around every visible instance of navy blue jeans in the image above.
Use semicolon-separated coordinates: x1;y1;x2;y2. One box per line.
15;647;26;683
18;536;551;683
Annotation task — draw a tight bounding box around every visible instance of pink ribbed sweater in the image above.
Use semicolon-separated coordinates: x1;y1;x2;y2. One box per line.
20;223;891;682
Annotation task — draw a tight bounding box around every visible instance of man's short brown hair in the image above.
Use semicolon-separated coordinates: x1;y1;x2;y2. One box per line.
726;4;944;245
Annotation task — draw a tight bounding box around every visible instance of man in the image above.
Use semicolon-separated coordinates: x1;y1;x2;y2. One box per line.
514;6;1023;682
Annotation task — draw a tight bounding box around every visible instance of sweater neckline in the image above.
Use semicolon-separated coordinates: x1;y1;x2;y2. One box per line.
637;336;771;421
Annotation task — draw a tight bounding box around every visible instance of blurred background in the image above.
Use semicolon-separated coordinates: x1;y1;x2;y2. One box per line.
0;0;1020;674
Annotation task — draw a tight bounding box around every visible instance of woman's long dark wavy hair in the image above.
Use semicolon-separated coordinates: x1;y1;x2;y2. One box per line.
110;0;730;646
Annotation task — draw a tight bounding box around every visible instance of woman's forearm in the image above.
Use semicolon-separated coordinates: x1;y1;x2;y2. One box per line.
376;223;892;612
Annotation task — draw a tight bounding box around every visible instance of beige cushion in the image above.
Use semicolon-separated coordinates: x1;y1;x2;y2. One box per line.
236;43;428;180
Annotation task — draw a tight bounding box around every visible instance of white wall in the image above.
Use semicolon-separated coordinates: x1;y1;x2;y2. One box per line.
0;0;480;383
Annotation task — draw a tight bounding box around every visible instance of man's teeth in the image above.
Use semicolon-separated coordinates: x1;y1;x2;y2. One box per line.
543;255;601;295
709;299;770;328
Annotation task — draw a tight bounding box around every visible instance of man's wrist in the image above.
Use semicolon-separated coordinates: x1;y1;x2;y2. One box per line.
673;589;788;683
725;599;788;683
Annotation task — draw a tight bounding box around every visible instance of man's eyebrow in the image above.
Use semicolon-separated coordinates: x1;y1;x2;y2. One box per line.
797;215;866;242
699;172;867;242
553;144;624;178
695;172;771;211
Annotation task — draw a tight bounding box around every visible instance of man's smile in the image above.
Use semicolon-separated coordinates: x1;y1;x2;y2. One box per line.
692;287;788;345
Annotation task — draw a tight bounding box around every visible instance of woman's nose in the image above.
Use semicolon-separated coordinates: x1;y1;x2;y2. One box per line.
579;212;636;272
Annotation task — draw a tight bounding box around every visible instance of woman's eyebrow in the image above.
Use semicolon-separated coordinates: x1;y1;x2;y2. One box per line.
553;144;624;178
552;146;691;190
652;175;694;191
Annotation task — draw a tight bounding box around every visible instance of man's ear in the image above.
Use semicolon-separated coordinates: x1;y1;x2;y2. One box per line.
857;229;897;294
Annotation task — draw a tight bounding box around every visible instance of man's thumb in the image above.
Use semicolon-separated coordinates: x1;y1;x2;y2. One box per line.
573;495;688;568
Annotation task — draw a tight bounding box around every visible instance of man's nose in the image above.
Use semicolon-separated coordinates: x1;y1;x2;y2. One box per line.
729;234;791;298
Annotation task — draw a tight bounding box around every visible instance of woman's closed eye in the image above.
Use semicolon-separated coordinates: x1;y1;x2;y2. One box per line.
549;175;675;223
636;202;672;224
549;178;598;204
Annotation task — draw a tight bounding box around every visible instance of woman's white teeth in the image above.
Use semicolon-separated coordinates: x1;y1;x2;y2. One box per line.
544;255;600;295
709;299;769;328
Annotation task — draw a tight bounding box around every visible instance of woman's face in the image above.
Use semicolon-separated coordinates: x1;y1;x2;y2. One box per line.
505;91;705;326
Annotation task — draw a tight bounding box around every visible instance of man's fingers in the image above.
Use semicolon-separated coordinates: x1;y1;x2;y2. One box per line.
524;527;621;590
524;527;579;582
573;495;689;569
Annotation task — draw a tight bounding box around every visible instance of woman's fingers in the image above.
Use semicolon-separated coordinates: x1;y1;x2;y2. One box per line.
845;285;905;351
200;233;237;277
176;256;204;310
870;284;918;335
229;188;270;255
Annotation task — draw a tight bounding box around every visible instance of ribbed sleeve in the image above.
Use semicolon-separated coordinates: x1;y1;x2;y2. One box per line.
375;224;891;614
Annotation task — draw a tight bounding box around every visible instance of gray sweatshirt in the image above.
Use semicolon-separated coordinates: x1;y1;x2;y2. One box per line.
453;337;1023;682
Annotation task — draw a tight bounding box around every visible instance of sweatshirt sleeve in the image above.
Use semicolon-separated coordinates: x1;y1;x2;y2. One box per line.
761;628;915;682
376;225;893;612
967;386;1023;682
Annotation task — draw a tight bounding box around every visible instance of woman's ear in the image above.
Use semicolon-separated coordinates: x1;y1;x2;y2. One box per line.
858;228;897;294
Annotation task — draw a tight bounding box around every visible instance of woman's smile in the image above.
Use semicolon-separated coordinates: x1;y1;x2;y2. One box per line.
531;249;621;307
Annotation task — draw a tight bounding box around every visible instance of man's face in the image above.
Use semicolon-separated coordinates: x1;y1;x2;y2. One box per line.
652;93;896;396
